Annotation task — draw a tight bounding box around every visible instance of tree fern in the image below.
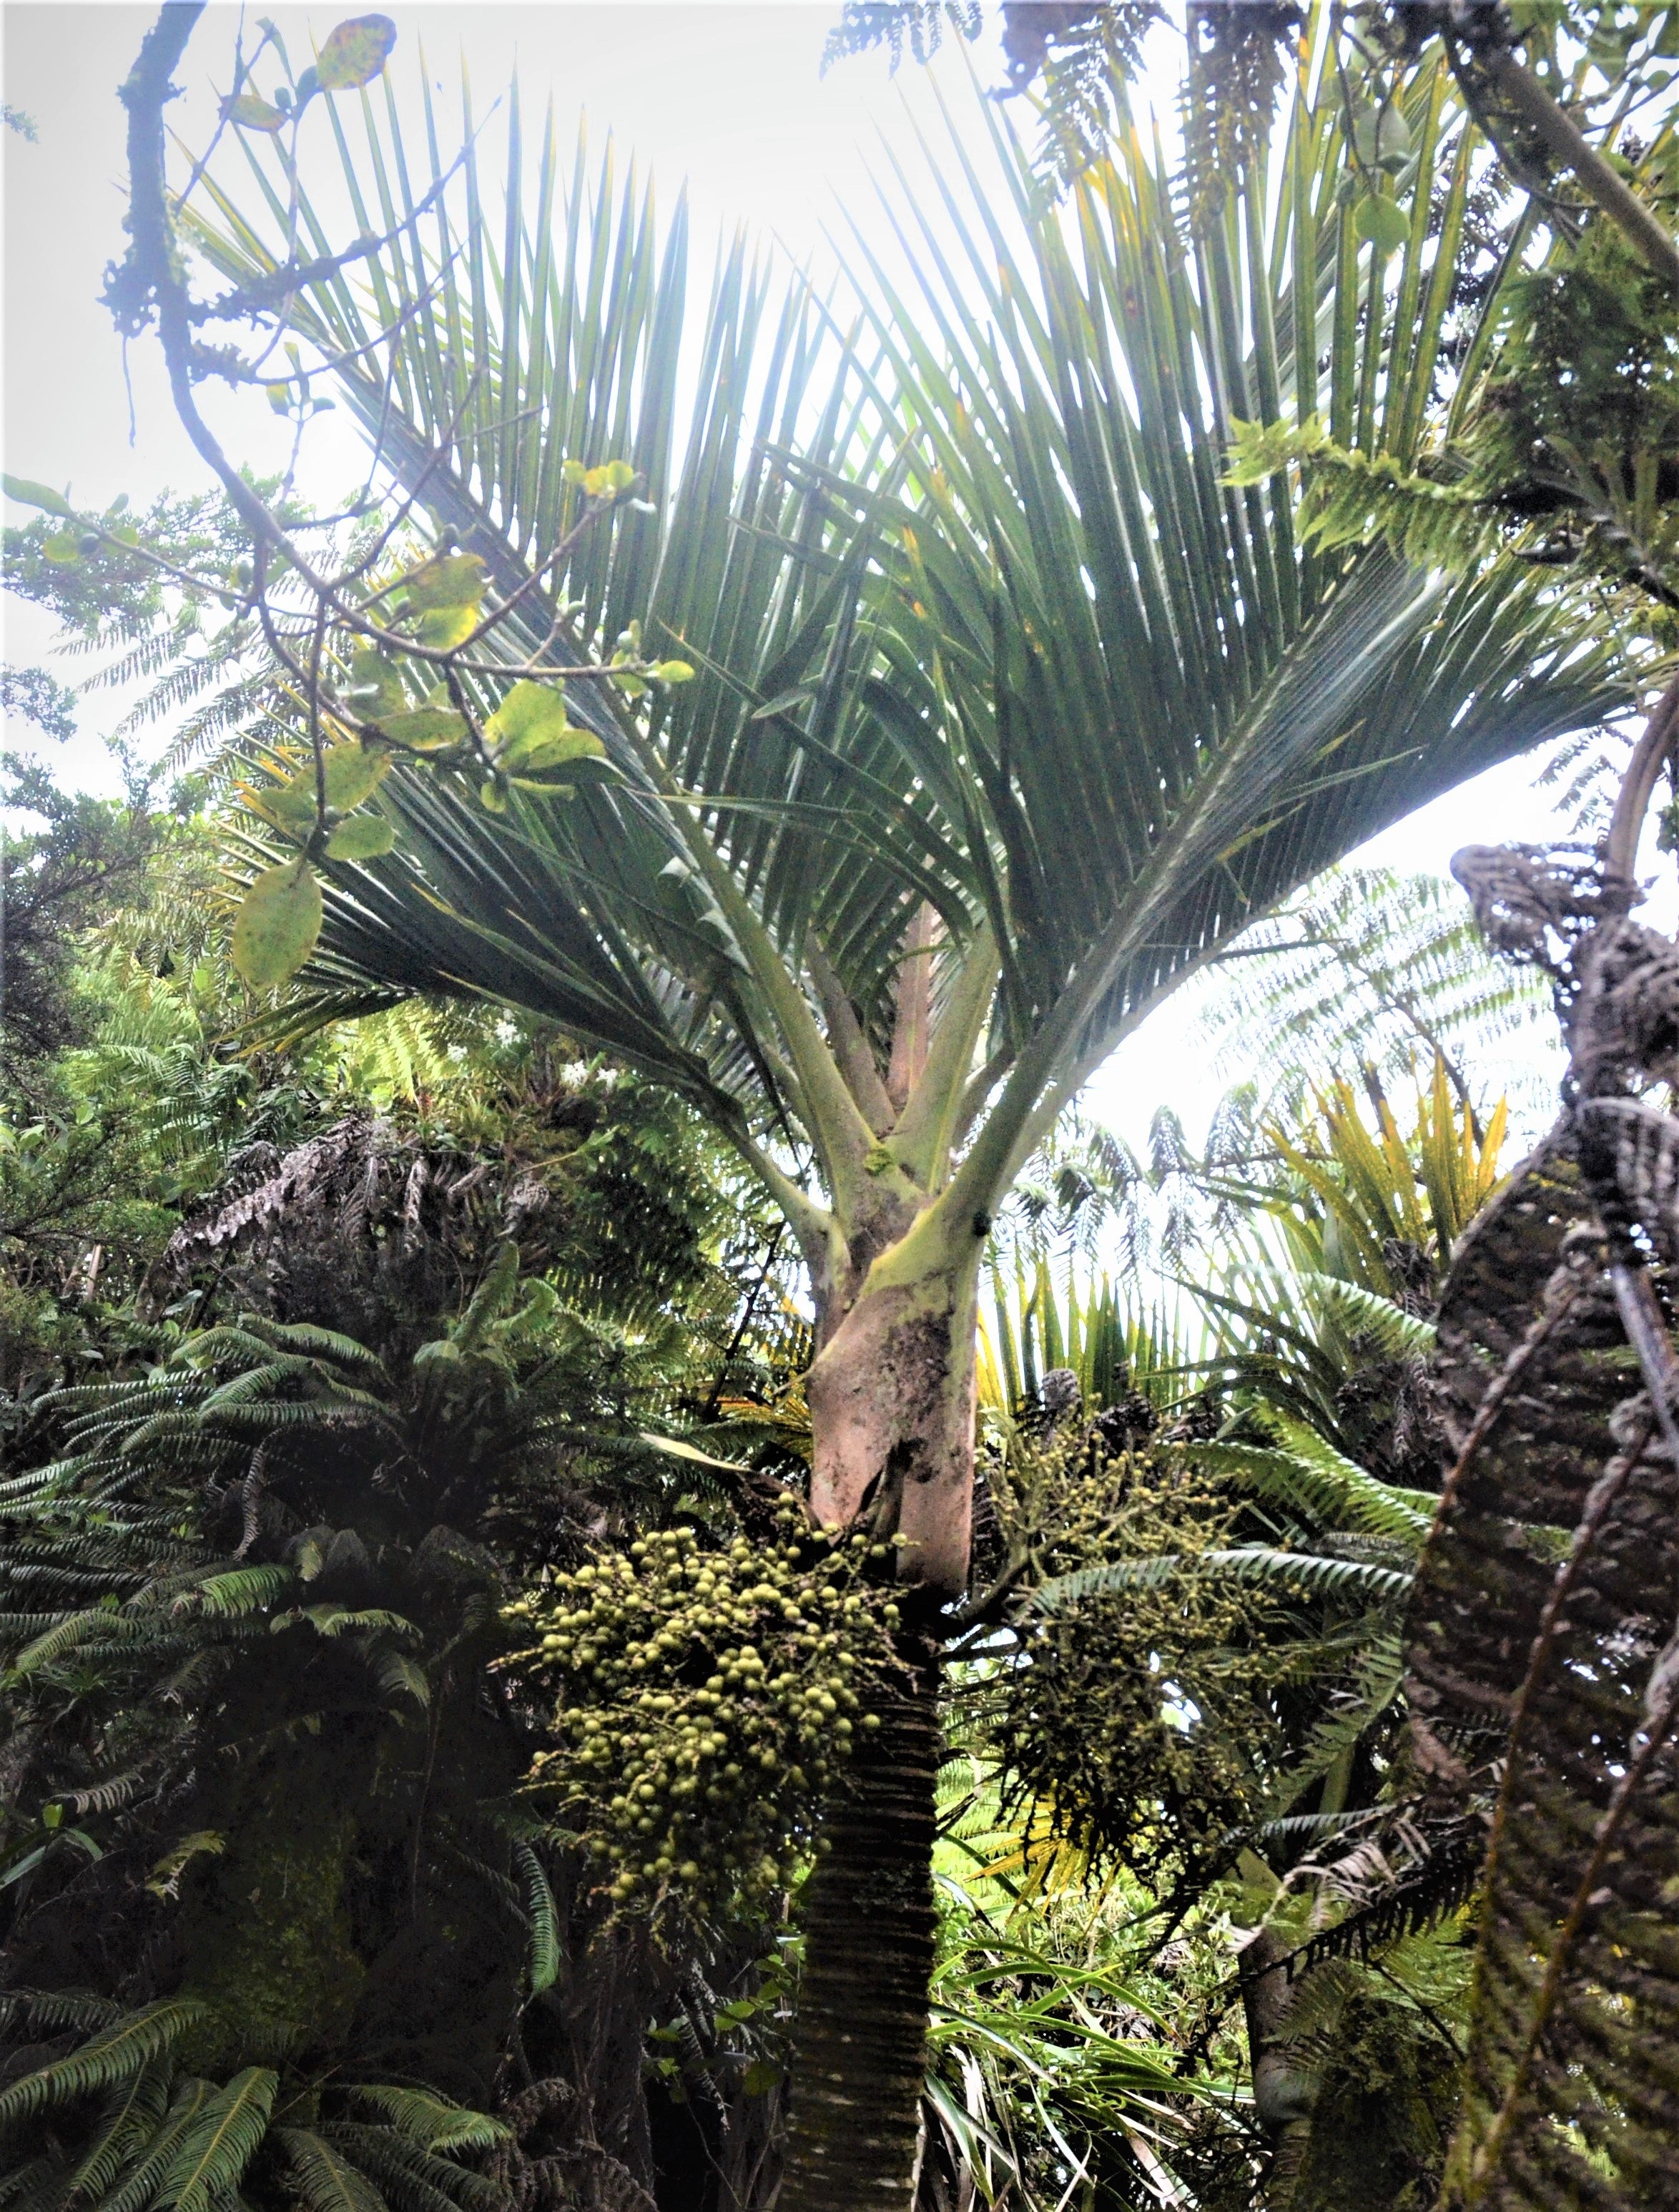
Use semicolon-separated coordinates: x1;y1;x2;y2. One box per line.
1193;865;1553;1129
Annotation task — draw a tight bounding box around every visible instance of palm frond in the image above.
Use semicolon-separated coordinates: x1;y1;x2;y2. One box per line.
177;40;1629;1182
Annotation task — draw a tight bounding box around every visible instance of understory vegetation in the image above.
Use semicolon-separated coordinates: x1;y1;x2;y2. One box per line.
0;750;1572;2211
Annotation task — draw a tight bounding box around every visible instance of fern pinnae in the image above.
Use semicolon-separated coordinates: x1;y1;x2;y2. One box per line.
1028;1545;1414;1615
270;2130;386;2212
339;2092;508;2158
151;2066;277;2212
312;2129;483;2212
511;1843;559;1995
94;2079;218;2212
0;2004;211;2130
61;2059;173;2209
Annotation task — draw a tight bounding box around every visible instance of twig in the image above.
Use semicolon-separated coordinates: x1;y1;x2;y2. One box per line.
1477;45;1679;289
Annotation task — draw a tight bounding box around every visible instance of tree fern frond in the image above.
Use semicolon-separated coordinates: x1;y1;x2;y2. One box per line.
60;2060;174;2208
95;2079;219;2212
317;2128;503;2212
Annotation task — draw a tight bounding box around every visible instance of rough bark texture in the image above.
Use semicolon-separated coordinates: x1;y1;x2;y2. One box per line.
1240;1924;1318;2206
805;1275;977;1594
779;1646;940;2212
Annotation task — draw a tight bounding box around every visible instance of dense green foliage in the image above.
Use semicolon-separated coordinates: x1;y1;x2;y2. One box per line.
9;3;1679;2206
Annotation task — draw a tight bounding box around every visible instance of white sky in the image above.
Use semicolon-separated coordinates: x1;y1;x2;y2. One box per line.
0;0;1628;1151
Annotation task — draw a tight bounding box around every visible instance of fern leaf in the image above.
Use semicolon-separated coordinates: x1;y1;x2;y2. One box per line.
61;2058;172;2206
512;1844;559;1995
368;1648;430;1712
271;2130;386;2212
317;2128;501;2212
96;2079;218;2212
340;2091;511;2156
0;2002;210;2129
1029;1547;1414;1613
152;2067;277;2212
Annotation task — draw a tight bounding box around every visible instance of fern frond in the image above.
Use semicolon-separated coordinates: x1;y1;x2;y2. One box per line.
60;2060;174;2207
1029;1547;1414;1614
152;2067;277;2212
511;1844;559;1996
270;2131;387;2212
96;2078;220;2212
0;2003;210;2128
339;2092;510;2158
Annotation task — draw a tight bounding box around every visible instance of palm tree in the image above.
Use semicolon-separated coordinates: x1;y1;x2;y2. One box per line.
165;19;1632;2206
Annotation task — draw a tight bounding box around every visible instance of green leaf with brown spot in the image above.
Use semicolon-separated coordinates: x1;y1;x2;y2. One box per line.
319;741;390;811
418;604;478;649
231;859;322;991
315;15;397;94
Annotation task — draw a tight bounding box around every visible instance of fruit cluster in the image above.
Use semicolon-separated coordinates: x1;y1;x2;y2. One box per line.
503;1498;903;1914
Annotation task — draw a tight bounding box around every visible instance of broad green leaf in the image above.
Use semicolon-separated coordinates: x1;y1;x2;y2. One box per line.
252;781;318;835
314;15;397;94
479;778;508;813
483;678;567;749
485;679;605;773
402;551;486;611
375;701;468;751
231;859;322;991
317;740;390;812
224;95;286;132
1354;193;1412;255
42;534;80;564
341;647;406;719
507;730;604;775
3;474;72;516
325;815;396;860
417;604;478;649
1353;104;1410;169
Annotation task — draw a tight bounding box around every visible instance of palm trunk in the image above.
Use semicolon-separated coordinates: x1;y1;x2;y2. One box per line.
778;1643;940;2211
779;1265;976;2211
804;1265;978;1593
